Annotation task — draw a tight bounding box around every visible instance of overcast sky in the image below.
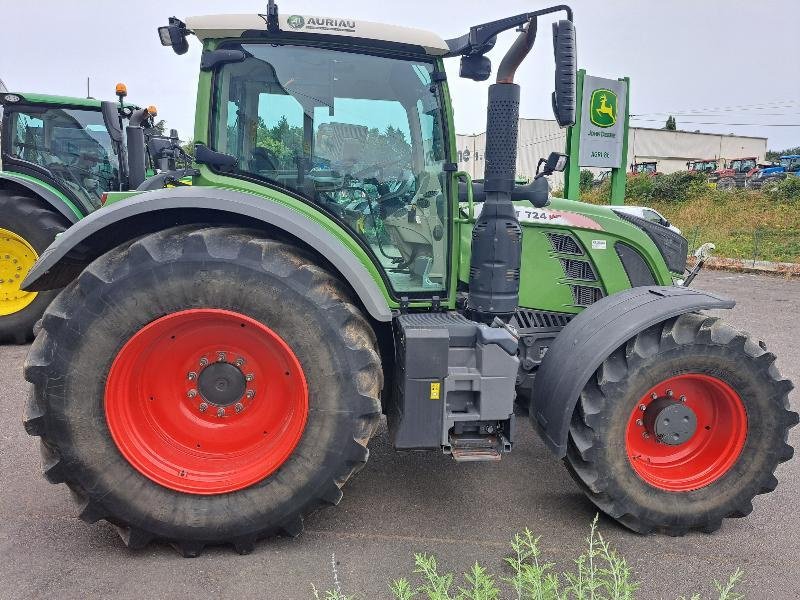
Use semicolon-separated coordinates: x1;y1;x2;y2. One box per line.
2;0;798;150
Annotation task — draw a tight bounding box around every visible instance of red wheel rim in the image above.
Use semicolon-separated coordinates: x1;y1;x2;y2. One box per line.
626;374;747;492
105;309;308;495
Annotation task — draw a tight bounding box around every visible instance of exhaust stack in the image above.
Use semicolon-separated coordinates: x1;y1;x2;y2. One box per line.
467;22;537;323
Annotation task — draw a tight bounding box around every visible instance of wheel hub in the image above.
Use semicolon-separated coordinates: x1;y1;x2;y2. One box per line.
197;361;247;407
105;309;308;495
643;396;697;446
625;374;747;492
0;228;38;316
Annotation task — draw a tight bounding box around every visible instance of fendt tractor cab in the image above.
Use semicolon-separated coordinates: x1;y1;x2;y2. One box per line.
21;3;796;556
749;154;800;189
0;87;172;343
714;156;758;189
629;160;658;176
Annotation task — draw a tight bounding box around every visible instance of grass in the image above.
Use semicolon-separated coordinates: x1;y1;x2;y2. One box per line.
311;516;744;600
578;177;800;263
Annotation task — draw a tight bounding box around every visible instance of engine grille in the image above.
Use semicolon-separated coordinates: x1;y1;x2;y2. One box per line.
546;232;583;255
570;285;604;307
512;309;572;330
559;258;597;281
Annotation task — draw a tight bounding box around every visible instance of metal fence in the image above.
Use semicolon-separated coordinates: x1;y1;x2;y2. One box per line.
685;227;800;265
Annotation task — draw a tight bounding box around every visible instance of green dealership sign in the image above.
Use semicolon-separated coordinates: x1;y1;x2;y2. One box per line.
564;70;631;205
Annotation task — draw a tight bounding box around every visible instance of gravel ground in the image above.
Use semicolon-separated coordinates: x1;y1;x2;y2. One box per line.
0;270;797;600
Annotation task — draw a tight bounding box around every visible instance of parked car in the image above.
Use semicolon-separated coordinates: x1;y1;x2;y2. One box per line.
612;205;681;234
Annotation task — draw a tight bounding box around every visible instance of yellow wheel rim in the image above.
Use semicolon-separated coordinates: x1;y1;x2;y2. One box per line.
0;228;39;316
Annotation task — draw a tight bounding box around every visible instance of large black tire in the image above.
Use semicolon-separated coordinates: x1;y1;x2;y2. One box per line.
24;226;383;556
0;191;69;344
716;177;735;190
565;312;797;535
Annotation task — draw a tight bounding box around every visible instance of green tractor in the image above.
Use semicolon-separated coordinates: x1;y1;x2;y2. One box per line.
0;88;170;343
22;3;796;556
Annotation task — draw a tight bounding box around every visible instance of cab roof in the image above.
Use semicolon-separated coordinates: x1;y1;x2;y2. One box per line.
185;13;450;56
0;92;103;108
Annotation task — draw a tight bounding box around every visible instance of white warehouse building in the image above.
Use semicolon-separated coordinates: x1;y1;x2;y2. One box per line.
456;118;767;189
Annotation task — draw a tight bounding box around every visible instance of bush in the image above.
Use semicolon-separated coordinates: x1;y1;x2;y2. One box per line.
625;173;654;201
579;169;595;192
312;517;744;600
775;176;800;202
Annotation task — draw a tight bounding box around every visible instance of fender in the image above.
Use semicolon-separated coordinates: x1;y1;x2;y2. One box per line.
22;186;393;322
532;285;735;457
0;172;81;223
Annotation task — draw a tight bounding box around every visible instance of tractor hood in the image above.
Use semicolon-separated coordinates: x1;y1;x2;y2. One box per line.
457;196;681;314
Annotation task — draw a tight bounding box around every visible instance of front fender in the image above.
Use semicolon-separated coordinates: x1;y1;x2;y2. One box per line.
22;186;393;322
532;285;735;457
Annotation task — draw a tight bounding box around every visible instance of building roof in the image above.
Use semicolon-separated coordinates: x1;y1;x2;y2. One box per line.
185;13;450;55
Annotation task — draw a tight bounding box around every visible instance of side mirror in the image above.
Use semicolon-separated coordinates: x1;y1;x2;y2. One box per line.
100;101;123;144
551;20;577;127
158;18;189;56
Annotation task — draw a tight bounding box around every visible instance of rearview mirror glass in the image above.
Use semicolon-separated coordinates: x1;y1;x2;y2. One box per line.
551;20;576;127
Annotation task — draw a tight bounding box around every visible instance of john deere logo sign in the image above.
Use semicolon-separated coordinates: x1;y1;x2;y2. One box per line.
589;89;617;128
287;15;305;29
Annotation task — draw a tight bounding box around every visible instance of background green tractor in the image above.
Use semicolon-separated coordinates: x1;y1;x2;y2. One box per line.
21;3;796;556
0;89;168;342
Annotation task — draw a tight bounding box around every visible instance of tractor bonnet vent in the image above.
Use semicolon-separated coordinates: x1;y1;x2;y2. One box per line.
570;285;604;307
559;258;597;281
547;232;583;255
512;309;572;331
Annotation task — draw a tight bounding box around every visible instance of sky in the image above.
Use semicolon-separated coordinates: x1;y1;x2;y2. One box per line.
1;0;798;150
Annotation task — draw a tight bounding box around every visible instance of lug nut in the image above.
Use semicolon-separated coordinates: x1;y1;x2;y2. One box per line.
199;357;209;367
639;404;647;411
234;402;244;413
666;389;674;397
642;431;650;439
679;395;686;403
217;352;227;362
650;393;658;400
216;407;225;417
187;371;197;381
245;373;254;382
198;402;208;412
636;419;644;426
187;389;197;398
246;390;255;399
234;357;245;367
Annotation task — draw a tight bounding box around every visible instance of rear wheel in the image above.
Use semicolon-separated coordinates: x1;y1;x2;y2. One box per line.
0;191;69;344
24;226;383;555
565;312;796;535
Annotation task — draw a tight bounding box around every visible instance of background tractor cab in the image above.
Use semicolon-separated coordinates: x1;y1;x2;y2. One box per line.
630;161;658;176
714;156;758;189
686;158;718;179
0;88;168;343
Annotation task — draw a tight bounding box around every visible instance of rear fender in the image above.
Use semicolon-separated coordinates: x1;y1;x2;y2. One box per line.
22;186;393;322
0;173;81;223
532;285;735;457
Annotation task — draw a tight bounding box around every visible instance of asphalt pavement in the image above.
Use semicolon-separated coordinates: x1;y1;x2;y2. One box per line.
0;270;797;600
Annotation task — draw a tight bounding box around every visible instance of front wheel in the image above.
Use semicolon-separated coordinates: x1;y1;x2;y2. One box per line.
565;312;796;535
24;226;383;555
716;177;735;190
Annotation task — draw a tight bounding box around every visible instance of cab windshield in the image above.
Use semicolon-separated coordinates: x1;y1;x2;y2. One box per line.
779;157;800;171
5;106;121;210
212;43;449;295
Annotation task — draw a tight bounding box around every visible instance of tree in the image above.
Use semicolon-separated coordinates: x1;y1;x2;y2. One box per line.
664;115;676;130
